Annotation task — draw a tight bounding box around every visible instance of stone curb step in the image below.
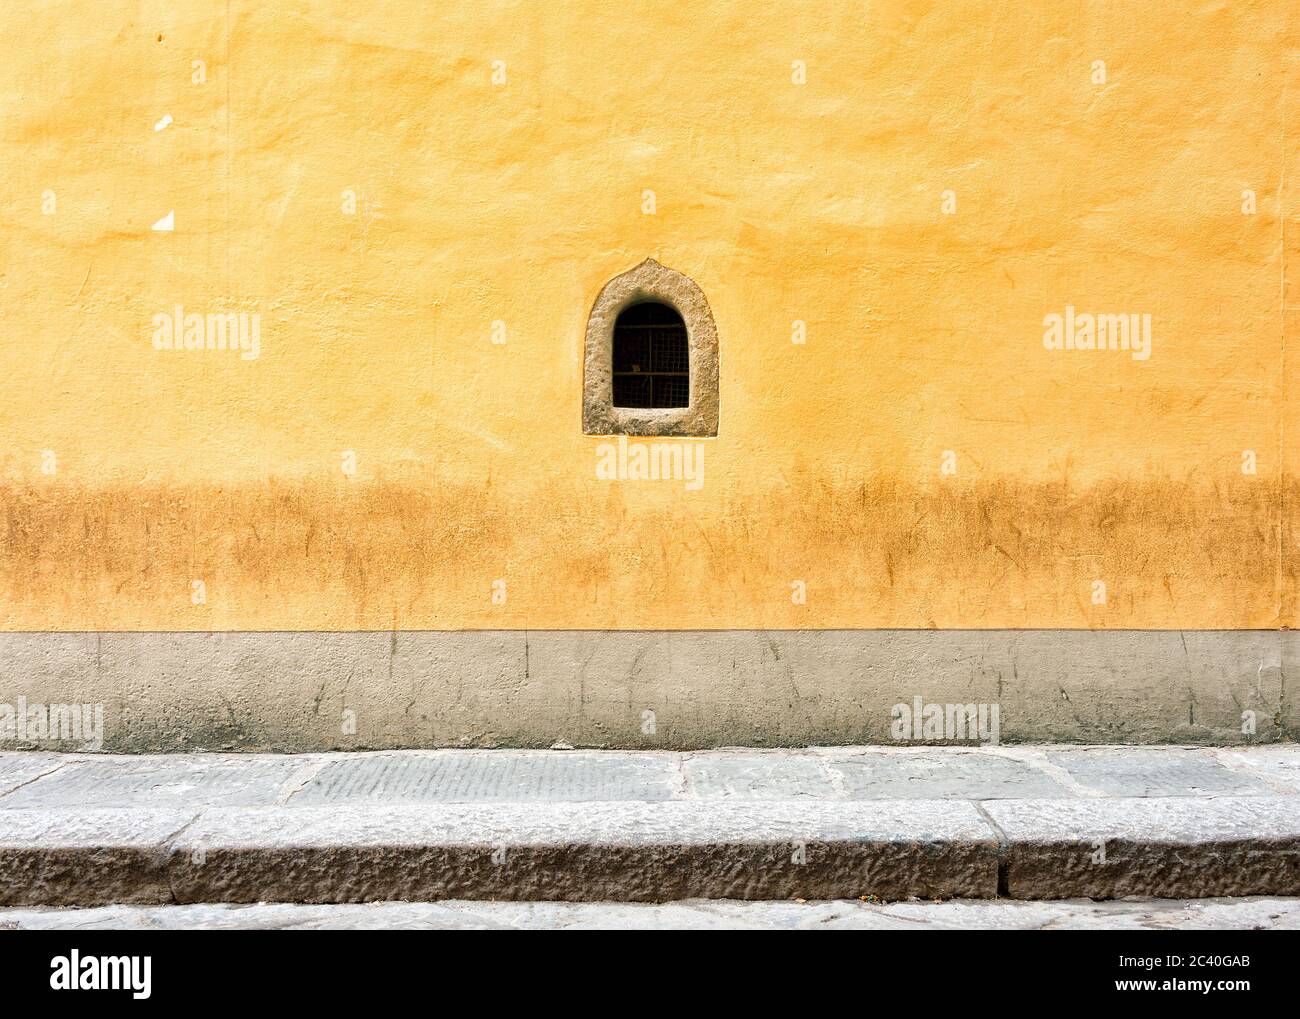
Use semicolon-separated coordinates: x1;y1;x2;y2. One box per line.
3;746;1300;905
3;796;1300;905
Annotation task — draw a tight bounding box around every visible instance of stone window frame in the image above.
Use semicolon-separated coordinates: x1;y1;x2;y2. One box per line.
582;259;719;437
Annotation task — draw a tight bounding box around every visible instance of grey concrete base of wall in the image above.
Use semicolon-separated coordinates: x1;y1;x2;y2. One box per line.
0;630;1291;753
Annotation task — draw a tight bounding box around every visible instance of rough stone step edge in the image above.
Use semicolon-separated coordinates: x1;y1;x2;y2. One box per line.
3;799;1299;906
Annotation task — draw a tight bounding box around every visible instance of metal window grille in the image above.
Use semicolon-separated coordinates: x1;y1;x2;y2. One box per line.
612;302;689;408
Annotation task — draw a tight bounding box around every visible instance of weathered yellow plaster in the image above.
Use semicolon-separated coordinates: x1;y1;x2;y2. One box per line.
0;1;1294;630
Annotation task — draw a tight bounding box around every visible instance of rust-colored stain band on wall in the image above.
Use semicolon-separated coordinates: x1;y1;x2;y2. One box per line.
1;476;1290;631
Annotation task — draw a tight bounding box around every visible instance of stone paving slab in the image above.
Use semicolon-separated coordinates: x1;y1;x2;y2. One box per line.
3;896;1298;930
0;753;64;798
681;754;834;798
831;751;1073;799
291;751;677;804
1211;747;1300;793
681;751;1074;799
1043;747;1271;797
0;755;308;809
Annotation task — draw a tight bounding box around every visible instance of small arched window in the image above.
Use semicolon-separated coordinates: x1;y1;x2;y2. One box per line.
582;258;719;437
612;302;689;408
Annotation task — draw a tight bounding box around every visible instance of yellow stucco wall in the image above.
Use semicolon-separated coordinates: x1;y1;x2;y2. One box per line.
0;1;1295;630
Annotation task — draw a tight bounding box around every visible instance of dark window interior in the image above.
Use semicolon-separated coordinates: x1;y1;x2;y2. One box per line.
612;302;689;408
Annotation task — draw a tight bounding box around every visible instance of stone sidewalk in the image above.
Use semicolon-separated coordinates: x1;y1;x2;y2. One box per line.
4;896;1298;930
1;745;1298;905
